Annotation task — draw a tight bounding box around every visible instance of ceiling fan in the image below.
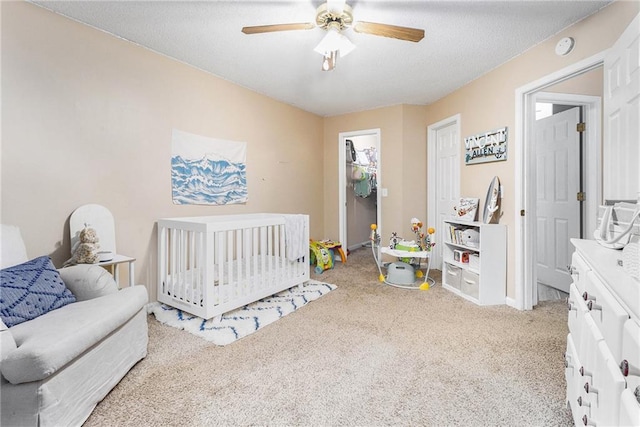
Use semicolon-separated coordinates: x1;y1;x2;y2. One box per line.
241;0;425;71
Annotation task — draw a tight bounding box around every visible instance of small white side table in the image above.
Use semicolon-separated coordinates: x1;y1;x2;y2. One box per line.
97;254;135;287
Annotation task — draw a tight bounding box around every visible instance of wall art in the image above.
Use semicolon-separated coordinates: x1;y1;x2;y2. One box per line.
464;127;508;165
171;129;247;205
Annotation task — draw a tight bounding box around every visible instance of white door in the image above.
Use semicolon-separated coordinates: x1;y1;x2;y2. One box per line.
603;13;640;202
432;121;460;269
535;107;581;293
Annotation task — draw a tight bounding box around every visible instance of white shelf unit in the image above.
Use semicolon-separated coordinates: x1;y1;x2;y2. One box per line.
442;219;506;305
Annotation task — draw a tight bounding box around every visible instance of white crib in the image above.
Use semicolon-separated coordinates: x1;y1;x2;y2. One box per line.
157;213;309;320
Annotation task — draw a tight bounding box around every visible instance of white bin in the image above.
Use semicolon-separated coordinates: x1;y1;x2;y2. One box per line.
445;263;462;290
461;269;479;299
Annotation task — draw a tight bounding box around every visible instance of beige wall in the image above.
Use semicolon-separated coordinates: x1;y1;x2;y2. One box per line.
3;0;637;304
1;2;324;300
545;66;603;97
323;1;639;300
324;105;429;242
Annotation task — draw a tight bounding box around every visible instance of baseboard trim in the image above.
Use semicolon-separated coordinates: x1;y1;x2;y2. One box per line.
505;296;522;310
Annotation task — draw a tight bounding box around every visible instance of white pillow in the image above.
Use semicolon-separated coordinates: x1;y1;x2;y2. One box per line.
1;225;29;269
58;265;118;301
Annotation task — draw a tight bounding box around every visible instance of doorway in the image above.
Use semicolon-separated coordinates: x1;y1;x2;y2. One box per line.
534;104;583;300
427;114;461;269
339;129;381;253
515;58;604;310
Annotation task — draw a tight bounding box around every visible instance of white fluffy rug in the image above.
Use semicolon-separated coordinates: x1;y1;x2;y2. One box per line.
147;280;336;345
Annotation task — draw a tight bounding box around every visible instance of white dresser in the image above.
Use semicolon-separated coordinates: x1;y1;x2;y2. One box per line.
566;239;640;426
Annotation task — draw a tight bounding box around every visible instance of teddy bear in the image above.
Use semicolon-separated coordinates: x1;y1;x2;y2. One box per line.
63;224;101;267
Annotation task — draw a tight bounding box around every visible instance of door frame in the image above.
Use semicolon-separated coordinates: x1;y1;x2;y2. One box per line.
427;114;461;269
339;128;382;253
514;51;606;310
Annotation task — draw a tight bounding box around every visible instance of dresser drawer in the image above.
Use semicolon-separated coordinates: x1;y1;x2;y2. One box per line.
571;251;591;294
575;315;604;392
585;271;629;361
619;387;640;427
568;239;638;427
568;283;589;348
621;320;640;392
565;333;586;425
586;341;626;426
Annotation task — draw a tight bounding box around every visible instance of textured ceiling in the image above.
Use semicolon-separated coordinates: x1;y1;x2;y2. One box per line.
30;1;611;117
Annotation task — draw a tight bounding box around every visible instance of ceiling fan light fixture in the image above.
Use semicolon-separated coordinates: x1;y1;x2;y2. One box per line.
314;27;356;58
322;51;337;71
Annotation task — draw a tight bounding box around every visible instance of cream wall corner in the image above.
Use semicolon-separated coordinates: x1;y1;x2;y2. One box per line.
323;0;638;303
1;1;324;301
423;0;639;301
323;104;430;245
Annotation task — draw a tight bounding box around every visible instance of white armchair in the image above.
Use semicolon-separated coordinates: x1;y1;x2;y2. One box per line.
0;224;148;426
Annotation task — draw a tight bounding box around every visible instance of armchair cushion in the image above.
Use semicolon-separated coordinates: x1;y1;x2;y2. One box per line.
2;285;148;384
0;256;76;327
58;264;118;301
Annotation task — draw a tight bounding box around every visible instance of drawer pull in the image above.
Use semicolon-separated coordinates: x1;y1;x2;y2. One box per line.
582;415;597;426
564;353;574;369
582;292;596;302
620;359;640;377
568;265;578;278
579;366;592;378
577;396;590;408
584;382;598;396
567;297;577;311
587;301;602;311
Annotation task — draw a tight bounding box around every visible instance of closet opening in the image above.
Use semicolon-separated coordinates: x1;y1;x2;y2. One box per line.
339;129;381;254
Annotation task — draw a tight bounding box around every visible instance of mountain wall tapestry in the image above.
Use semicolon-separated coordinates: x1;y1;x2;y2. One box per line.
171;129;247;205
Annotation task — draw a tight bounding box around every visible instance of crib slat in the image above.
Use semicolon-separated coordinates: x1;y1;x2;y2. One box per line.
159;226;167;295
244;228;251;292
261;226;267;289
279;224;286;278
217;231;225;304
188;230;194;304
253;227;259;289
170;228;177;299
205;229;215;312
236;229;243;296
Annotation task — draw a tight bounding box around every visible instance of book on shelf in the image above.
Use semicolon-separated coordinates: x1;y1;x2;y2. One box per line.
448;224;466;245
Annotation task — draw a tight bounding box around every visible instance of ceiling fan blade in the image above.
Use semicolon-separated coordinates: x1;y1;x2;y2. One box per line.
353;21;424;42
242;23;315;35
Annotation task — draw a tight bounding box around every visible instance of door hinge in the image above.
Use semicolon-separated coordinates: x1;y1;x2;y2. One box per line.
577;192;586;201
577;122;586;132
520;209;525;217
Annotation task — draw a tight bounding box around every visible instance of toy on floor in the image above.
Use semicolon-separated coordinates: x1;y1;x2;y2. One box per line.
309;240;335;274
370;219;436;290
318;239;347;264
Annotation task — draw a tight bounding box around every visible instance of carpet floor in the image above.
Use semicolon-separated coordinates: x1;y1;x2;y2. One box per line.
85;248;572;426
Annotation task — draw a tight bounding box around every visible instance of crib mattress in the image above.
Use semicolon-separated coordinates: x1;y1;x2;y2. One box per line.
162;256;304;305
